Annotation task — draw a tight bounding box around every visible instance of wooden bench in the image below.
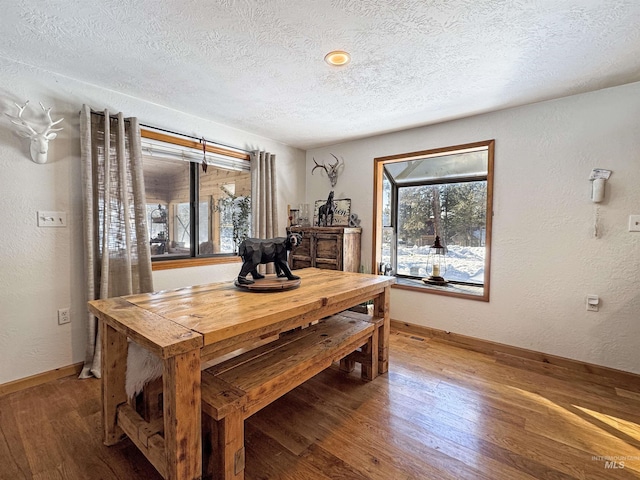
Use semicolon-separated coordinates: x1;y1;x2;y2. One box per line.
200;310;383;480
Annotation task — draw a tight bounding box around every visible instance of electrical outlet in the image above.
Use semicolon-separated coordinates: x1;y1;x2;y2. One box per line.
58;308;70;325
586;295;599;312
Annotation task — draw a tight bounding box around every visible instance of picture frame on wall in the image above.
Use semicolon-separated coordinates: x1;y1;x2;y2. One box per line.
313;198;351;226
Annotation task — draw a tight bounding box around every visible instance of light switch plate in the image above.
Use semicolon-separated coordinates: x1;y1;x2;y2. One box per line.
37;211;67;227
629;215;640;232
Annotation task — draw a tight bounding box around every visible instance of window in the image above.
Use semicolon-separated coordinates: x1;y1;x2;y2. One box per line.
141;129;251;267
373;140;494;301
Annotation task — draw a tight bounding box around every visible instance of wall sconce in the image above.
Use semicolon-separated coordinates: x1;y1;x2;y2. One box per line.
5;101;64;164
589;168;612;238
589;168;612;203
423;236;448;285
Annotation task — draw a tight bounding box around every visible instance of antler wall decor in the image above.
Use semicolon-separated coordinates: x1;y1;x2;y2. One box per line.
5;101;64;164
311;153;343;188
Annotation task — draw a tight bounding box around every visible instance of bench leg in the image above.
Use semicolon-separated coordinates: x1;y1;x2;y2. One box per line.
203;411;245;480
138;376;163;423
339;357;355;373
202;413;215;480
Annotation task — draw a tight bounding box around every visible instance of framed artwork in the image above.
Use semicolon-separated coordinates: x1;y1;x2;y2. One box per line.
313;198;351;226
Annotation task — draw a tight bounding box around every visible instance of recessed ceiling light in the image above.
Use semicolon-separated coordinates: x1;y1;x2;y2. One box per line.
324;50;351;66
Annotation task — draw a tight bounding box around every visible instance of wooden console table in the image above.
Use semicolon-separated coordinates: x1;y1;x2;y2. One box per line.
88;268;395;480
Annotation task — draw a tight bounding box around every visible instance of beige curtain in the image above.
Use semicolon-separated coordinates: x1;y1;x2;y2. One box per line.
79;105;153;379
251;151;279;273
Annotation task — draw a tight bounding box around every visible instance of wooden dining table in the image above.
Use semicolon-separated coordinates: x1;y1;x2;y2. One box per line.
88;267;395;480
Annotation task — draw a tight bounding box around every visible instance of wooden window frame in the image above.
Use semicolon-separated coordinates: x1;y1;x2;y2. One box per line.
372;140;495;301
141;129;250;271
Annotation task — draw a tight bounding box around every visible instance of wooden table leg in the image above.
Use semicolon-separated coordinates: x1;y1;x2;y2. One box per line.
163;349;202;480
374;286;391;374
361;325;379;381
101;320;128;446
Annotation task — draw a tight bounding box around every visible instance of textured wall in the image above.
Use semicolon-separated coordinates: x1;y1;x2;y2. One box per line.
0;58;305;385
307;82;640;374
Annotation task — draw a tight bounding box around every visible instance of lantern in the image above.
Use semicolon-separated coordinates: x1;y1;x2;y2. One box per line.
423;236;448;285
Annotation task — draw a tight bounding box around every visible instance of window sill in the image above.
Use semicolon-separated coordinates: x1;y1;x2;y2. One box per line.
392;276;487;301
152;256;242;271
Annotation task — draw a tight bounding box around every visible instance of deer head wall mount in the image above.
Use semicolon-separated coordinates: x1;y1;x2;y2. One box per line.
5;101;64;164
312;153;343;188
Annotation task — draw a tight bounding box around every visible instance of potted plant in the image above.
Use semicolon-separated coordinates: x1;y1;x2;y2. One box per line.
220;185;251;253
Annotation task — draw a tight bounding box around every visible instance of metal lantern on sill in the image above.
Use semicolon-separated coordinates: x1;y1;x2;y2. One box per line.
423;236;448;286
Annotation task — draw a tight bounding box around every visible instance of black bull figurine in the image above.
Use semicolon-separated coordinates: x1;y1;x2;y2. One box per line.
237;232;303;285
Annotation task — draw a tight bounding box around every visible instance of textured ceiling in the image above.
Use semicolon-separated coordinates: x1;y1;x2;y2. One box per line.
1;0;639;150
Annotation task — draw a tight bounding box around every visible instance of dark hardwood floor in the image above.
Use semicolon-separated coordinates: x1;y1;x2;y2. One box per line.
1;330;639;479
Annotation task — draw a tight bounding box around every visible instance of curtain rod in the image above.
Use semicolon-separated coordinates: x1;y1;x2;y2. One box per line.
87;110;251;154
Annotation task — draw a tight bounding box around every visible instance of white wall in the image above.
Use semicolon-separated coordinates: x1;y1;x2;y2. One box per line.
0;58;305;385
307;82;640;374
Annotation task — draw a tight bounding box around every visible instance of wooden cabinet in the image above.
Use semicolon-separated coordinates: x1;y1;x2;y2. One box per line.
289;226;361;272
